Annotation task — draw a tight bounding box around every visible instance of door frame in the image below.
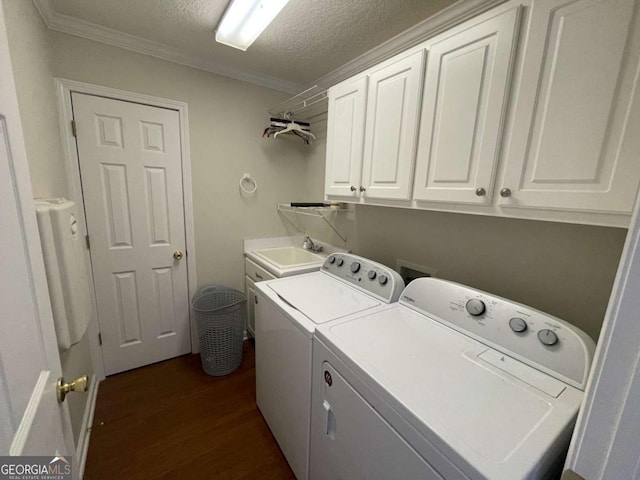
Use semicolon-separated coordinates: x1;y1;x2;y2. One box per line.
54;78;199;381
0;0;75;463
563;187;640;478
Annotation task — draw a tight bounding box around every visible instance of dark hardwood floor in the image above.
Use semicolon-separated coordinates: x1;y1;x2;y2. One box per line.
84;341;295;479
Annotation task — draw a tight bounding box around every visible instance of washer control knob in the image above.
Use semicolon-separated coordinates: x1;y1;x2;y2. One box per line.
378;274;388;286
367;270;377;280
538;329;558;346
336;258;344;267
350;262;361;273
509;317;527;333
465;299;486;316
327;255;336;264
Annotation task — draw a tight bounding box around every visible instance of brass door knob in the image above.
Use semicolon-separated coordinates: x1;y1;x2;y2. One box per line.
173;250;183;260
56;375;89;403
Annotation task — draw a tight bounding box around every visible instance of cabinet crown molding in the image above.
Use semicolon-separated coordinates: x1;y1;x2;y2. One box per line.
313;0;507;89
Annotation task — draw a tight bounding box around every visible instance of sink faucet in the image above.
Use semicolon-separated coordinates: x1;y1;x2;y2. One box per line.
303;236;323;253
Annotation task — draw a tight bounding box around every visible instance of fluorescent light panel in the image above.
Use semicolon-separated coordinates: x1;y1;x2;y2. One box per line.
216;0;290;51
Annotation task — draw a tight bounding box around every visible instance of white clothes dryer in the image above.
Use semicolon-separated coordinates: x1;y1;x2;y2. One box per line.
254;253;403;480
310;277;596;480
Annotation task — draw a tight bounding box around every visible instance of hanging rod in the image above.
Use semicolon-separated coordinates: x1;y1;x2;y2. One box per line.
269;85;328;121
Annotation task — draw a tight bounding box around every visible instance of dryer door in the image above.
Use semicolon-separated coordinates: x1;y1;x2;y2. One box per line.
310;361;443;480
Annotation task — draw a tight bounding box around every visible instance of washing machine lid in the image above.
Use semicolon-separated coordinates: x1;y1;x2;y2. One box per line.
268;273;381;324
318;304;584;479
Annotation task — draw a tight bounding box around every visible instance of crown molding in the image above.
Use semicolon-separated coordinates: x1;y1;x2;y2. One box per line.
32;0;302;94
33;0;507;95
312;0;507;89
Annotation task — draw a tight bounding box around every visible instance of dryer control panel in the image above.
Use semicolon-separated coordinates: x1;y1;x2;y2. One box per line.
322;253;404;304
399;278;596;391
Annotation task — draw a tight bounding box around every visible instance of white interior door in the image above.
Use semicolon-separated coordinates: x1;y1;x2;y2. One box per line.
72;93;191;375
0;116;75;464
0;4;75;466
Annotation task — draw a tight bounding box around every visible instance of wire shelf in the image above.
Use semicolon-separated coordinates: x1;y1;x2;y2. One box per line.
269;85;328;122
276;203;347;242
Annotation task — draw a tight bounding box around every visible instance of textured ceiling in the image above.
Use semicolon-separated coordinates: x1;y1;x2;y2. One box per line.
50;0;456;86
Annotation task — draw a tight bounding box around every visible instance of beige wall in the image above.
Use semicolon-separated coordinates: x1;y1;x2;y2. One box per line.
305;135;626;342
2;0;93;447
51;32;316;291
3;0;67;197
352;206;625;342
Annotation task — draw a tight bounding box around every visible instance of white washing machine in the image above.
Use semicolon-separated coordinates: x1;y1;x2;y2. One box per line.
310;277;596;480
254;253;404;480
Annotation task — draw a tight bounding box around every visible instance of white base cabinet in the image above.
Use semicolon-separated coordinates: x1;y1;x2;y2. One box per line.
244;258;275;337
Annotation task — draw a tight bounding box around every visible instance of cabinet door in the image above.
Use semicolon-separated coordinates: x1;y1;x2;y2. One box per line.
245;276;256;337
499;0;640;213
361;51;426;200
325;77;368;197
413;7;520;205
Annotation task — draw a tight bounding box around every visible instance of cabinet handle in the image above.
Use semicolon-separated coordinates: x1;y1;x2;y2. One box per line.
475;187;486;197
500;188;512;198
359;186;366;192
350;185;357;192
255;272;263;280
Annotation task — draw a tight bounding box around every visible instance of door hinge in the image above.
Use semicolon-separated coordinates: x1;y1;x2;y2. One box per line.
85;234;90;250
71;120;77;137
98;333;102;345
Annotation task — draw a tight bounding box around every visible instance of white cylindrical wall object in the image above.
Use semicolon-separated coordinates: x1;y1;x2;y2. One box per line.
34;198;92;351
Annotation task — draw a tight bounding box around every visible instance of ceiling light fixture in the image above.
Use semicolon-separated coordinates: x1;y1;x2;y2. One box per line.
215;0;290;51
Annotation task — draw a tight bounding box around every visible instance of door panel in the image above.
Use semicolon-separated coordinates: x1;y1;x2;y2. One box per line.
310;361;442;480
499;0;640;213
325;77;368;197
72;93;190;375
413;7;520;204
362;50;425;200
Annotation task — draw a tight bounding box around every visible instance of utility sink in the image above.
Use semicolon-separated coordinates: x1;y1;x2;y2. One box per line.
252;246;324;269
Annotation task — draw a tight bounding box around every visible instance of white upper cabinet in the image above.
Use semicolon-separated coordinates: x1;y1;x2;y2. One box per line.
498;0;640;214
325;77;368;197
361;51;426;200
413;7;520;205
323;0;640;226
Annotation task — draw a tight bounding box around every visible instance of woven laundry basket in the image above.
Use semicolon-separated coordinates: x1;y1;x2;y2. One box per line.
192;285;247;376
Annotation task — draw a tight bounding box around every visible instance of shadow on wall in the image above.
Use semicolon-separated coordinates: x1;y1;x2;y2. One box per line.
350;204;627;342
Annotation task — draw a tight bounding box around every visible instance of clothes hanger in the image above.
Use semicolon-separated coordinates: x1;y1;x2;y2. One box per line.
273;121;316;140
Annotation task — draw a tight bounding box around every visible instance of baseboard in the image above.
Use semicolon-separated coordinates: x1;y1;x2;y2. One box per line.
76;374;99;479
